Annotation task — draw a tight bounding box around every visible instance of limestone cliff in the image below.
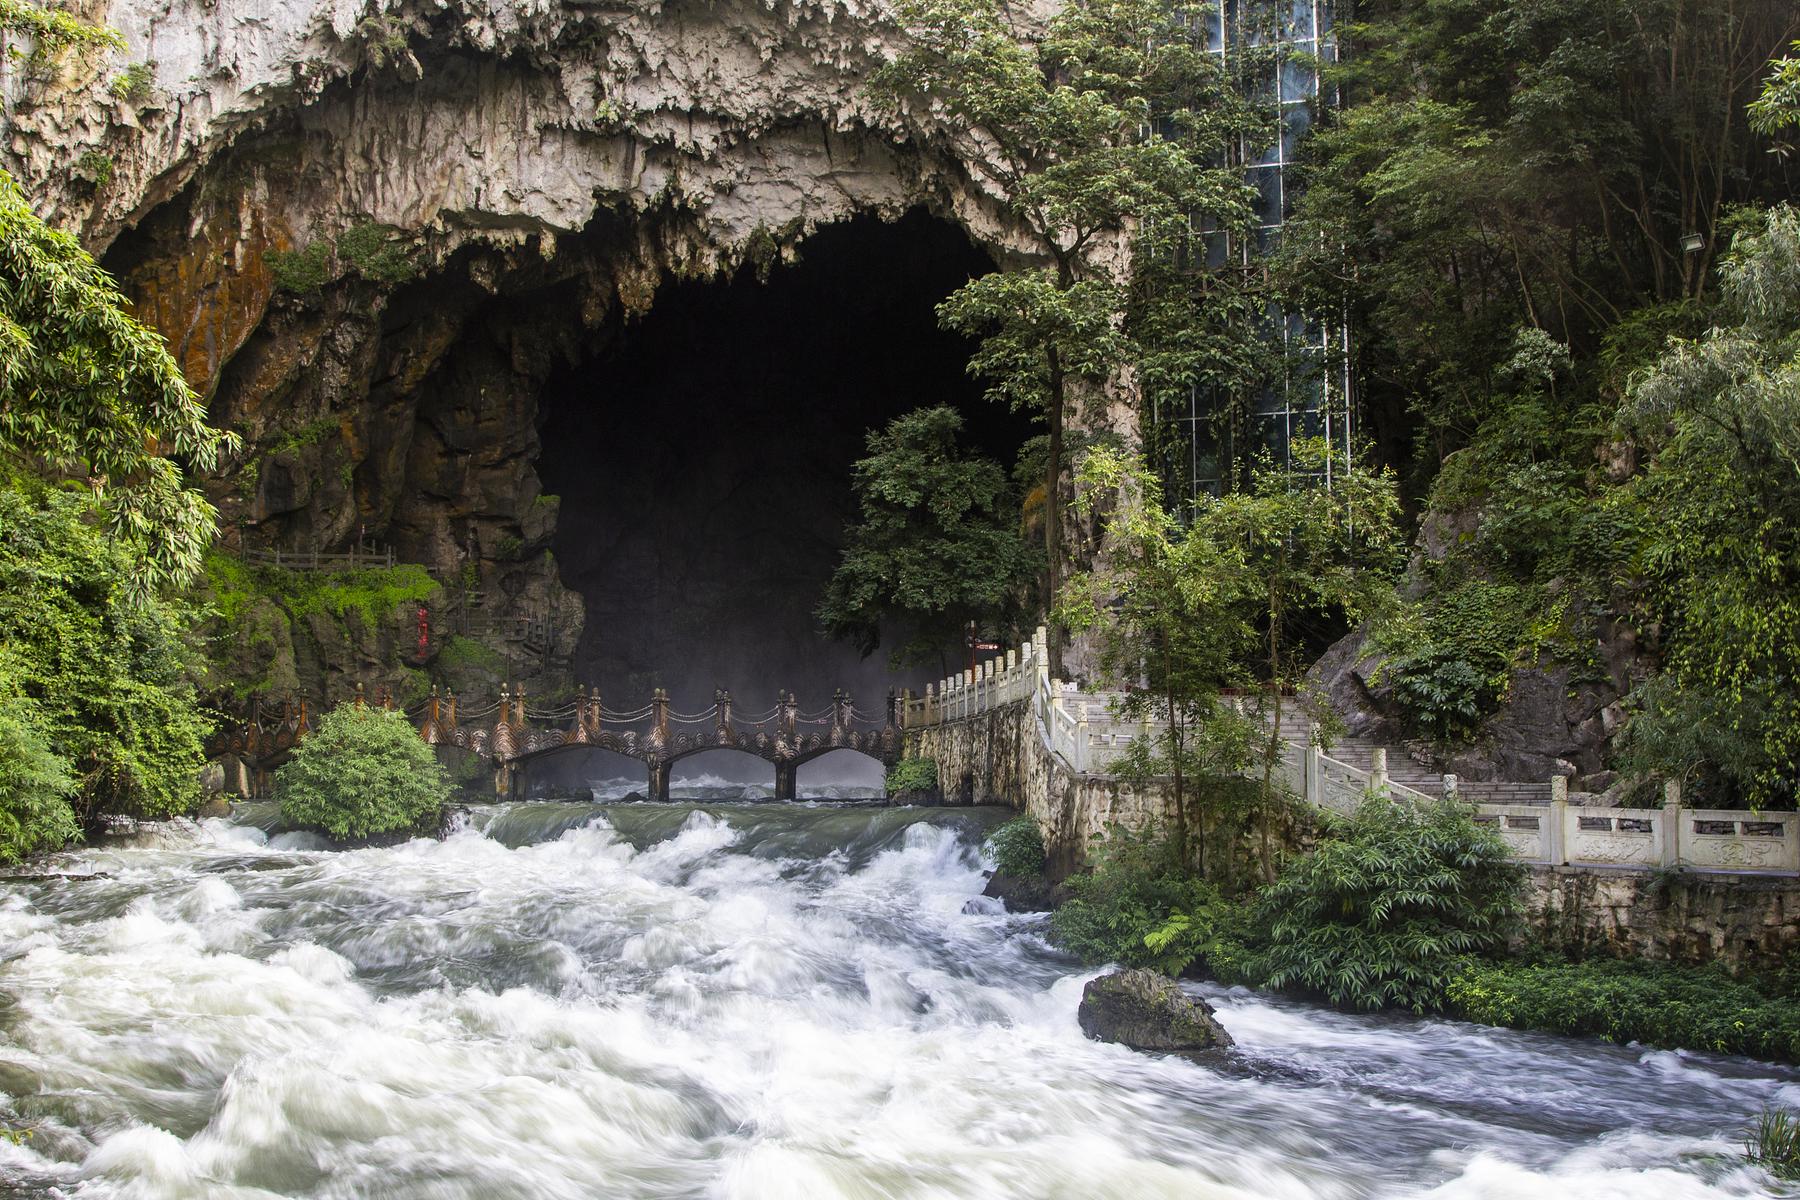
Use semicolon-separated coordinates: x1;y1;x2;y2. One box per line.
4;0;1047;706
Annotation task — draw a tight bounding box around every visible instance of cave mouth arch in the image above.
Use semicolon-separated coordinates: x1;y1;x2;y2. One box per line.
536;209;1034;710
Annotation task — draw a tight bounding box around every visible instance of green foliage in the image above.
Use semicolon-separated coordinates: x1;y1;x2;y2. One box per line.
1067;440;1404;878
983;817;1045;876
1051;828;1236;975
1748;1107;1800;1180
1247;796;1524;1013
1750;40;1800;137
109;61;154;102
73;150;113;188
874;0;1266;626
0;0;123;55
0;677;81;863
0;169;234;598
335;221;417;285
1618;206;1800;806
1446;957;1800;1063
0;478;209;828
884;756;938;795
820;407;1037;666
267;242;331;294
204;553;438;633
275;705;448;840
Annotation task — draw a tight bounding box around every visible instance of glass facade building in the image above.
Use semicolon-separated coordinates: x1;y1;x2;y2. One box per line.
1159;0;1353;498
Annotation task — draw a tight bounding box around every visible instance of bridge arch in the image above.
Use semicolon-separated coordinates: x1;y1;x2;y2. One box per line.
794;748;887;799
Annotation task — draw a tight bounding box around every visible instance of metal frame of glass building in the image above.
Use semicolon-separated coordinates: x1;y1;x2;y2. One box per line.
1159;0;1353;497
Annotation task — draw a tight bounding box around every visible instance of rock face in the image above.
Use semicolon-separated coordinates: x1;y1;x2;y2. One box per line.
1077;969;1234;1053
1;0;1088;705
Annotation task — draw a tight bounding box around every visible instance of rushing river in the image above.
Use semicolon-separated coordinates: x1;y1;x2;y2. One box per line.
0;796;1796;1199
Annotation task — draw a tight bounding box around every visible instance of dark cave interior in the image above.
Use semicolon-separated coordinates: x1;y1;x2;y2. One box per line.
537;209;1036;716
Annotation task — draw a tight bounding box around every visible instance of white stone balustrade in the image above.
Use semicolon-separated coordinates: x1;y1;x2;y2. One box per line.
900;628;1800;877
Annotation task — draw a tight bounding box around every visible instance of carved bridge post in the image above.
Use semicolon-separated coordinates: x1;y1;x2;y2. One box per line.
715;689;733;745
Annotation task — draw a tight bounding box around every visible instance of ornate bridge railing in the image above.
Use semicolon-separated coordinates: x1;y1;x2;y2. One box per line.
213;683;903;801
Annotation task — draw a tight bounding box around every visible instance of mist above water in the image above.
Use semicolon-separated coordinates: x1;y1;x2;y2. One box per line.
0;802;1795;1199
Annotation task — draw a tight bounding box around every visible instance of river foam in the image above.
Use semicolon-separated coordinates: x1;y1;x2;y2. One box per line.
0;801;1793;1199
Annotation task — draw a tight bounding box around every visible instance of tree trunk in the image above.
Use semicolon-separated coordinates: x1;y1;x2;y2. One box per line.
1045;345;1066;676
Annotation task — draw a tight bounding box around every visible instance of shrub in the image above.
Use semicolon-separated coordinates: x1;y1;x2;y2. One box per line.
1052;828;1230;973
335;221;417;284
267;242;331;294
1748;1107;1800;1180
885;756;937;794
1445;957;1800;1063
984;817;1045;875
276;706;449;840
1246;796;1524;1012
0;480;208;825
0;684;81;862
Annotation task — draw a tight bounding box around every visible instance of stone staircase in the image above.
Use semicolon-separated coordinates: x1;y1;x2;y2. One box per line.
1276;706;1552;805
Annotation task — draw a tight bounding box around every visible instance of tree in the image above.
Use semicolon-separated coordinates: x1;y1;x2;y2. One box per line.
1205;441;1405;881
0;476;210;830
276;705;450;840
819;406;1037;669
875;0;1264;667
0;168;235;600
1620;204;1800;806
1064;440;1401;880
1062;444;1260;875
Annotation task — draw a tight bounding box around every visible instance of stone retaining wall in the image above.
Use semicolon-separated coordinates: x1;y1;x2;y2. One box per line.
904;700;1172;878
1523;866;1800;972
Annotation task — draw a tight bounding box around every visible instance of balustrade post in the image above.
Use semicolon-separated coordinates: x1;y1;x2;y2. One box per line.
1305;720;1321;805
1548;774;1569;866
717;689;734;743
1663;778;1684;868
445;690;457;729
515;686;528;729
587;688;603;739
1370;747;1388;796
924;683;936;726
836;688;853;732
1075;708;1090;774
1442;773;1459;802
354;681;366;710
653;688;670;742
780;691;797;741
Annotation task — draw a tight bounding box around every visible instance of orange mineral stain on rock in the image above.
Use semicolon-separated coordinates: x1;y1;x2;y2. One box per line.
123;175;290;398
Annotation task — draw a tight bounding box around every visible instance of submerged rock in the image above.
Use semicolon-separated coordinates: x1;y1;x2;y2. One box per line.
1077;969;1234;1053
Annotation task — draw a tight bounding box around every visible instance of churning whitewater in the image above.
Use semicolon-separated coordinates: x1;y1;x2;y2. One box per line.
0;800;1795;1199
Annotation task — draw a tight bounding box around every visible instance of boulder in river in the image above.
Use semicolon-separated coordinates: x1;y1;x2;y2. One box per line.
1077;969;1234;1052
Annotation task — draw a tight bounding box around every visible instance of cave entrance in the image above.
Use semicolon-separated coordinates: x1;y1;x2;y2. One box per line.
537;210;1033;710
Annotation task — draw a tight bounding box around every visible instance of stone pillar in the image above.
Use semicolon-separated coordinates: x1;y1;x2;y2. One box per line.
647;760;670;803
774;761;797;801
1663;778;1684;868
1370;747;1388;796
1305;721;1322;805
1442;773;1459;801
1548;774;1569;866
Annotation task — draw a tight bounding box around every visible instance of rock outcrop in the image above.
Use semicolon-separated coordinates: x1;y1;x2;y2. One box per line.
2;0;1070;705
1077;969;1234;1053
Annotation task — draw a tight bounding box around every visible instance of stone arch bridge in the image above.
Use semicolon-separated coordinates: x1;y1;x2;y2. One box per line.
213;686;904;801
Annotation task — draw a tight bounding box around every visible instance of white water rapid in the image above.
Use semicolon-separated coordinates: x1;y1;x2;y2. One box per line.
0;799;1795;1199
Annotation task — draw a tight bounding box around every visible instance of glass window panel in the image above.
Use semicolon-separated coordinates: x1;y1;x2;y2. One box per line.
1249;166;1282;224
1293;406;1325;439
1285;0;1315;39
1204;230;1230;268
1280;103;1312;160
1205;5;1224;51
1280;57;1317;103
